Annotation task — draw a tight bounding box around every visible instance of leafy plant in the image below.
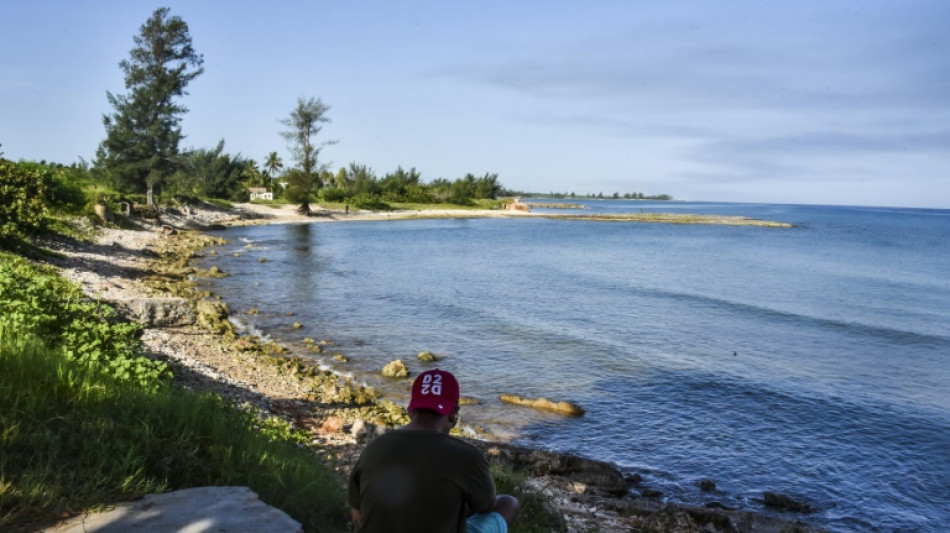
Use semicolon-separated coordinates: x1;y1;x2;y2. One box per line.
0;253;169;388
0;160;50;245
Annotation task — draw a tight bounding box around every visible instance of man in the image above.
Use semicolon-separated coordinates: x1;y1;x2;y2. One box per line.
348;369;518;533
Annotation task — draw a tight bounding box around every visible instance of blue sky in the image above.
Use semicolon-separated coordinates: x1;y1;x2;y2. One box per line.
2;1;948;208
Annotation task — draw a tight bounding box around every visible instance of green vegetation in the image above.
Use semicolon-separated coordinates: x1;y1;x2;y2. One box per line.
280;97;335;214
0;160;50;247
0;254;167;388
0;326;347;531
95;7;204;200
492;465;567;533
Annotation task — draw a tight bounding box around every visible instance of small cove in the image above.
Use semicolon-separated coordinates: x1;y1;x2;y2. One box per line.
196;201;950;532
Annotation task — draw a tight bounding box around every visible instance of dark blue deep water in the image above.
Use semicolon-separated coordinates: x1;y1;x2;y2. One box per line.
196;202;950;532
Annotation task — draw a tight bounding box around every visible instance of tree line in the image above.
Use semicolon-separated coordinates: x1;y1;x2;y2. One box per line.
83;8;505;214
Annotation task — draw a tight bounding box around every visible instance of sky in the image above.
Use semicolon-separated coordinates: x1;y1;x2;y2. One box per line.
2;1;948;208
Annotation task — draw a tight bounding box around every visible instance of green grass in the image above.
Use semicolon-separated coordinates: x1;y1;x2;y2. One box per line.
492;464;567;533
0;327;348;532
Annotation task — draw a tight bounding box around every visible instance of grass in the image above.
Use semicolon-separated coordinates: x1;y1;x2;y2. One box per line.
0;327;348;532
492;465;567;533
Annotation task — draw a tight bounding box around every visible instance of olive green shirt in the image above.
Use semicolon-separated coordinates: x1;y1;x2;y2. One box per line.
348;429;496;533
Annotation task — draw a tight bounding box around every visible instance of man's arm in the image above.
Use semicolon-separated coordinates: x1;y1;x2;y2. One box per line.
350;507;362;530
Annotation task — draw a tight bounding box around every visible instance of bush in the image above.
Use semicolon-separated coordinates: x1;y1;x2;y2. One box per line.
348;193;392;211
320;187;347;203
0;160;50;244
0;253;169;388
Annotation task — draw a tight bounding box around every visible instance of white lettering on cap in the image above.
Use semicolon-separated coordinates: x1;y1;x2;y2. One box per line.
420;373;443;396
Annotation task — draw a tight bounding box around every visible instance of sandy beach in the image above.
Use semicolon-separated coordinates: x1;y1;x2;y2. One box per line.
40;201;820;533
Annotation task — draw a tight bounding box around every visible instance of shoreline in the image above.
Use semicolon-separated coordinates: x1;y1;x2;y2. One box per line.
43;201;822;533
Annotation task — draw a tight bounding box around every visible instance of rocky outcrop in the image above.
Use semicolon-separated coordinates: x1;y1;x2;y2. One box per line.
196;299;235;337
110;297;194;327
499;393;585;416
763;492;815;513
381;359;410;378
417;350;438;362
474;441;627;495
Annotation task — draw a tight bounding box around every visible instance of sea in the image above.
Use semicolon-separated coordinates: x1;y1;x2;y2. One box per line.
194;201;950;533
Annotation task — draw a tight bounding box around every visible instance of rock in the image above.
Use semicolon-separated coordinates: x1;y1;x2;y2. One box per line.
417;350;438;362
41;486;302;533
499;393;585;416
625;473;643;486
320;416;344;434
196;299;234;336
292;322;302;329
333;354;348;362
350;419;386;443
762;492;815;513
704;501;731;510
474;441;627;495
698;479;717;492
641;488;663;498
382;359;410;378
110;297;194;327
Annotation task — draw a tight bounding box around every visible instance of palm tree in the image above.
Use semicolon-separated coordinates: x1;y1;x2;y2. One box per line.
264;151;283;182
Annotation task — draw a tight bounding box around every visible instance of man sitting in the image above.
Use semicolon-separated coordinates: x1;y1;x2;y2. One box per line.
348;369;518;532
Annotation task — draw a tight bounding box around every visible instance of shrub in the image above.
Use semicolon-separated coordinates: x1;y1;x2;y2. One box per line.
0;160;50;244
320;186;347;203
0;253;169;388
348;193;391;211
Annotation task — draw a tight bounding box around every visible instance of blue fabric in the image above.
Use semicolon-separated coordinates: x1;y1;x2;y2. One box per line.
466;511;507;533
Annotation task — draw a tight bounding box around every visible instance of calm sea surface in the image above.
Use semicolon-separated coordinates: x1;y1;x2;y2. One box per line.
195;201;950;532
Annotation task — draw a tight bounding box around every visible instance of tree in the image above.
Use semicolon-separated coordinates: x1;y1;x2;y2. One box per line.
263;151;283;181
280;97;333;214
95;8;204;202
169;140;250;201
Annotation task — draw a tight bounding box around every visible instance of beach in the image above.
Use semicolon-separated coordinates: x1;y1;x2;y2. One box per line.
41;201;826;533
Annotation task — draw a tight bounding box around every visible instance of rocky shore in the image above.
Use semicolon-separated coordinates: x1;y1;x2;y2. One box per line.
40;202;824;533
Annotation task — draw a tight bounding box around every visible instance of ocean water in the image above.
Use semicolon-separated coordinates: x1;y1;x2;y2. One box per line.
195;201;950;532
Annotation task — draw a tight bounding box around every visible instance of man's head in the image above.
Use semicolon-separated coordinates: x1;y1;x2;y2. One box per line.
408;369;460;418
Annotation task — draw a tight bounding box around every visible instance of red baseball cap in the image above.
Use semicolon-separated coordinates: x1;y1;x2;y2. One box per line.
408;369;460;416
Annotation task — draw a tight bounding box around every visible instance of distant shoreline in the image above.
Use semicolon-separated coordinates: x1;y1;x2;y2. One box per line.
223;202;794;228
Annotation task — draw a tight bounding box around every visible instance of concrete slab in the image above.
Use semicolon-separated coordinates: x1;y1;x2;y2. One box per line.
43;486;302;533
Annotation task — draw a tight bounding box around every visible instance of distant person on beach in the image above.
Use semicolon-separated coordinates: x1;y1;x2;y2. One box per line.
348;369;518;533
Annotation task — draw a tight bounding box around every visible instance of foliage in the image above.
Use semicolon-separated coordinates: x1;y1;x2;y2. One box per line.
0;160;50;246
280;97;334;213
491;464;567;533
320;162;504;208
168;140;252;201
95;7;204;197
0;328;348;532
0;253;168;388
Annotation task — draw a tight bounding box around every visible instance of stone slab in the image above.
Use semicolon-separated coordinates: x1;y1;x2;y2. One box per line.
43;486;302;533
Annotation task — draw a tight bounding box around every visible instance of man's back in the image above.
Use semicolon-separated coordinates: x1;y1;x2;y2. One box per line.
348;429;495;533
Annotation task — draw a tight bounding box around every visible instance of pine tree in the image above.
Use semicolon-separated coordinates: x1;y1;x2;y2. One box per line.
280;97;334;214
96;8;203;201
